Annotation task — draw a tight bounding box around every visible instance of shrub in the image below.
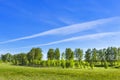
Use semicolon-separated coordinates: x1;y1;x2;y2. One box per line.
70;60;74;68
90;63;94;69
47;60;51;67
104;61;108;69
66;60;70;68
61;60;66;68
41;61;46;67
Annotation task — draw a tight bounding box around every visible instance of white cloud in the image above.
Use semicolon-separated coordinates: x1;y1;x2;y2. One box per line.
0;17;118;44
21;32;120;48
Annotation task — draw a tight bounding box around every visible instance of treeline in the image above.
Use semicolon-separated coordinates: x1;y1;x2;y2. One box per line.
1;47;120;69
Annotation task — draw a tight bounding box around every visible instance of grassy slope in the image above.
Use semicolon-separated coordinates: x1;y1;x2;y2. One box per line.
0;63;120;80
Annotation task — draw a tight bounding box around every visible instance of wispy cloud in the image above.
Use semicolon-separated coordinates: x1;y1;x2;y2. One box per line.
21;32;120;48
0;17;118;44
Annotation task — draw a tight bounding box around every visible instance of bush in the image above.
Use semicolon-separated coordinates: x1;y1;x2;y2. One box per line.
90;63;94;69
52;60;56;67
70;60;74;68
75;61;80;68
47;60;51;67
66;60;70;68
41;61;46;67
104;61;108;69
61;60;66;68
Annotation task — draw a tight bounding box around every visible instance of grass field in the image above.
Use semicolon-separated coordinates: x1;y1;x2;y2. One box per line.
0;63;120;80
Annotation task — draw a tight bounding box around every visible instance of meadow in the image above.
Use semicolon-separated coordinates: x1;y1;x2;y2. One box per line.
0;63;120;80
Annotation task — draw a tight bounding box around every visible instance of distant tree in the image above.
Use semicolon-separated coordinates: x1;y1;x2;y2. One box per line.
3;46;120;68
41;60;46;67
74;48;83;61
92;48;97;64
61;52;65;60
106;47;112;62
90;62;94;69
118;48;120;65
12;54;19;65
70;60;74;68
47;59;51;67
85;49;92;63
1;53;12;62
27;48;36;64
66;60;70;68
47;48;54;60
54;48;60;60
65;48;74;60
106;47;115;66
34;48;43;60
98;49;105;65
61;60;66;68
113;47;118;59
104;61;108;69
27;48;43;64
17;53;27;65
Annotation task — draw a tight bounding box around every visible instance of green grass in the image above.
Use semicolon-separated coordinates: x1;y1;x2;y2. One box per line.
0;63;120;80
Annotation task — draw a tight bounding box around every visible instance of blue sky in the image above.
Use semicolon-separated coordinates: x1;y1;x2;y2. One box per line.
0;0;120;59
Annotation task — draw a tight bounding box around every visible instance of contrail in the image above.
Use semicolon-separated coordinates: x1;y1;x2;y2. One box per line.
0;17;118;44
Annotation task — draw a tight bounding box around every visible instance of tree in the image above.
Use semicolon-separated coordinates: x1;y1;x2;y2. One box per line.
112;47;118;65
106;47;112;62
70;60;74;68
54;48;60;60
17;53;28;65
85;49;92;63
27;48;43;64
98;49;105;65
65;48;74;60
92;48;97;64
34;48;43;60
61;60;66;68
61;52;65;60
1;53;12;62
117;48;120;65
89;62;94;69
27;48;36;64
104;61;108;69
106;47;115;66
47;48;54;60
12;54;19;65
74;48;83;61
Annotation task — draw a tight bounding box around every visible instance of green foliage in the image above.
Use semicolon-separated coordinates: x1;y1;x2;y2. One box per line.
74;61;80;68
51;60;56;67
54;48;60;60
1;47;120;69
41;61;46;67
47;59;51;67
56;60;61;67
61;60;66;68
70;60;74;68
47;48;54;60
74;48;83;61
104;61;108;69
1;53;12;62
34;48;43;60
92;48;97;63
61;52;65;60
85;49;92;63
27;48;43;64
66;60;70;68
65;48;74;60
90;62;94;69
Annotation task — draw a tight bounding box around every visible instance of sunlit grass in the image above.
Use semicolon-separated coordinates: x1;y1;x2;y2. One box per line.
0;63;120;80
